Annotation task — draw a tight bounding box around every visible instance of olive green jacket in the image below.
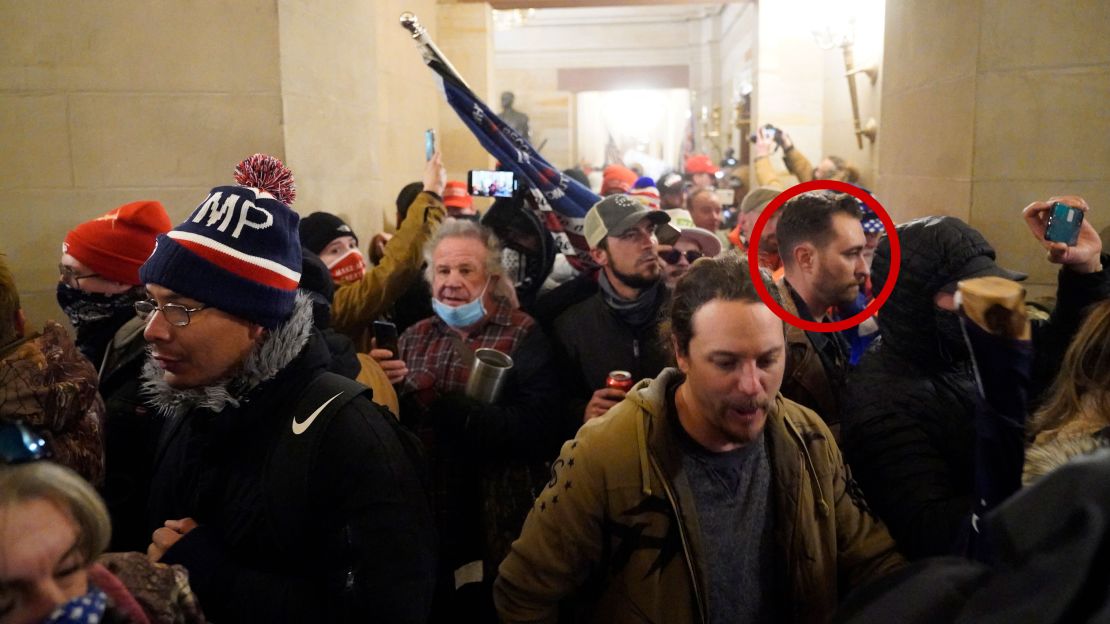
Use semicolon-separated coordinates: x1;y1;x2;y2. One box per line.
330;191;445;351
494;368;903;624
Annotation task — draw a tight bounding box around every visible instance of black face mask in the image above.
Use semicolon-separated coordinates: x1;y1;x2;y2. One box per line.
56;283;140;365
934;308;970;364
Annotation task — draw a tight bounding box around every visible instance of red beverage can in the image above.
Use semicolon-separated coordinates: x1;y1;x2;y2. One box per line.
606;370;634;393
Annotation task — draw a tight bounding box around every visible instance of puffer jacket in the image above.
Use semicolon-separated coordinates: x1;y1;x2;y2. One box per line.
495;368;904;624
0;321;105;484
331;191;445;351
841;216;1110;560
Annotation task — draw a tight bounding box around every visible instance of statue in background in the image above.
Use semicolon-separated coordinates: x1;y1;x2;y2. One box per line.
499;91;531;142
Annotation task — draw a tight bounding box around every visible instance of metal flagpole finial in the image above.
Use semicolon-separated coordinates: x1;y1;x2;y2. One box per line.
399;12;425;38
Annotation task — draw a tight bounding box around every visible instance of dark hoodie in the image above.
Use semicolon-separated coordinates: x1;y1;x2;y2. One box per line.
841;216;1110;560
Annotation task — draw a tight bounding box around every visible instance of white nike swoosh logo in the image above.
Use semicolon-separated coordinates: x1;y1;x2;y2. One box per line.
292;391;344;435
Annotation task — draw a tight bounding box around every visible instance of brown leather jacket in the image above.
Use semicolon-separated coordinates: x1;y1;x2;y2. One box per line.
495;368;904;624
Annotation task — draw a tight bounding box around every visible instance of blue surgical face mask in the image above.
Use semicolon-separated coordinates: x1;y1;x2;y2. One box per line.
433;278;490;328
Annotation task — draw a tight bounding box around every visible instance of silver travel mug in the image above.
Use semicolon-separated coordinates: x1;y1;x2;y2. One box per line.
464;348;514;404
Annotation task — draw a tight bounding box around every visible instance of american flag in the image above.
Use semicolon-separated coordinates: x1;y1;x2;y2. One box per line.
433;65;598;269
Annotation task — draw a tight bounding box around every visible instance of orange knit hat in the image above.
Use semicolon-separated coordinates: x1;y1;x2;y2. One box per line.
64;200;172;285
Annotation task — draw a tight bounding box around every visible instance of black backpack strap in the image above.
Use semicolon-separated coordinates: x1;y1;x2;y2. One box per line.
264;372;430;560
264;372;371;556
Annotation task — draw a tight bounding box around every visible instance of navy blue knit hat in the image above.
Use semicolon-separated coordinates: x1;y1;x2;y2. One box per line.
139;155;302;329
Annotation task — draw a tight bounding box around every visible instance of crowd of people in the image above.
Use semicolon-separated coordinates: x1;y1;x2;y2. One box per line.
2;121;1108;623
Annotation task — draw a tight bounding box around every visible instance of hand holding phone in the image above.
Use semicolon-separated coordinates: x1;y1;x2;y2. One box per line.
1022;196;1101;273
372;320;399;358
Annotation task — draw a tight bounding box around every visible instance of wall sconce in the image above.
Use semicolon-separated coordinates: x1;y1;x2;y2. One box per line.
813;17;878;149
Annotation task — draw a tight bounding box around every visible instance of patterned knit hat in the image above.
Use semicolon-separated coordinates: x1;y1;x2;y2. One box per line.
64;201;172;286
629;177;661;210
139;155;302;329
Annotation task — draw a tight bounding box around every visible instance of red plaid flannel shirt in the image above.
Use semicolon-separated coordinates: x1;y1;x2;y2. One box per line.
398;299;535;410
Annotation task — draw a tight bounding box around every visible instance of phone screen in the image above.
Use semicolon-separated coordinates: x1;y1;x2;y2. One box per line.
424;129;436;161
468;170;516;198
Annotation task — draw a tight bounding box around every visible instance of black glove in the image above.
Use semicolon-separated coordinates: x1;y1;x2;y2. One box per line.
428;391;483;439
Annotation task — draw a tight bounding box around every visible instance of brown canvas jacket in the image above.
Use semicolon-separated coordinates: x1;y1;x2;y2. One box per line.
495;367;903;624
775;278;842;435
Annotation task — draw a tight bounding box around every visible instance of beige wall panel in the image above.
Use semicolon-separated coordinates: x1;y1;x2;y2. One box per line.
281;96;377;230
874;174;972;223
0;94;71;190
878;77;976;179
277;1;377;101
973;66;1110;181
67;93;286;189
0;0;280;93
979;0;1110;71
437;3;495;184
969;179;1110;293
881;0;979;95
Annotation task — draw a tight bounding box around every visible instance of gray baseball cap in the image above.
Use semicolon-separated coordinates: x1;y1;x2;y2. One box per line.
584;194;670;249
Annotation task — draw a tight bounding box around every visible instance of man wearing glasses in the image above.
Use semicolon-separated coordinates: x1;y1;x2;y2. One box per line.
136;157;436;623
552;195;673;422
658;208;723;289
57;200;173;552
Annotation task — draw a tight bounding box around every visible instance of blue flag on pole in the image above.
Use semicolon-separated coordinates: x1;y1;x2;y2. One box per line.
437;74;599;268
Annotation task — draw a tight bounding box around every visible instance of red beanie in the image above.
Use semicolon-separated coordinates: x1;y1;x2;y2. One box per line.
64;200;172;286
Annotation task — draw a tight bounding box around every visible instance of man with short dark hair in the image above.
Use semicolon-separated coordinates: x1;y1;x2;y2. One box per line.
552;195;672;422
495;254;904;624
141;155;435;622
773;190;869;433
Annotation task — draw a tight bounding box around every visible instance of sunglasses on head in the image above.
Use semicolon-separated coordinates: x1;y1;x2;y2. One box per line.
1;421;49;465
659;249;704;265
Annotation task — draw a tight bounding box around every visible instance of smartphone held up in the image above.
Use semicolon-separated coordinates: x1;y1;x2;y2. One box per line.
1044;202;1084;246
425;129;436;161
468;170;517;198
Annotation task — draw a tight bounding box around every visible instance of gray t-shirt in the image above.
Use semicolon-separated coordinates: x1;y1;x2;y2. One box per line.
669;382;781;623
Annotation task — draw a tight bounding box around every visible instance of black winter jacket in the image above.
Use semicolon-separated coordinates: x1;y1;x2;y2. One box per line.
148;329;436;623
841;216;1110;560
552;289;672;420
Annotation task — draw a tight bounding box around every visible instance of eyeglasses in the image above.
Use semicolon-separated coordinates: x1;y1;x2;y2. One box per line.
134;300;207;327
58;263;101;289
659;249;704;265
1;421;49;465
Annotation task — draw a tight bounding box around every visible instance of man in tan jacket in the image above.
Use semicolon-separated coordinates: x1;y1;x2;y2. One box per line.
495;254;903;624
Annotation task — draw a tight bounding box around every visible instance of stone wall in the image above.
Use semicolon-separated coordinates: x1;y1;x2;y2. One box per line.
877;0;1110;297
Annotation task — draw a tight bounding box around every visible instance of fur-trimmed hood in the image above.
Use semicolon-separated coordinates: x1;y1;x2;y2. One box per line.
1023;433;1110;486
141;292;314;416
